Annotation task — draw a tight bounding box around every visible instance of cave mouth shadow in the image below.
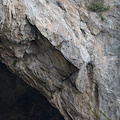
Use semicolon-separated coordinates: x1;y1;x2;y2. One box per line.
0;62;64;120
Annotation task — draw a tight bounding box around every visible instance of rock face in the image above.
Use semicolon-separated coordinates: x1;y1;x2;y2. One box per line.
0;0;120;120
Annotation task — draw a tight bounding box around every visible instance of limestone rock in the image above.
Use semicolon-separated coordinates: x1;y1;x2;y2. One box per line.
0;0;120;120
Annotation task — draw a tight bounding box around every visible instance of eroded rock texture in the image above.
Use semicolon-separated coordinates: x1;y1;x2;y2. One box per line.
0;0;120;120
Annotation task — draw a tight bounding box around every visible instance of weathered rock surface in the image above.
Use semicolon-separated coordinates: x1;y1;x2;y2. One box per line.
0;0;120;120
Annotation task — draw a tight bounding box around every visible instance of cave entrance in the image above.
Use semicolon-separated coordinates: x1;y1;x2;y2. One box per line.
0;62;64;120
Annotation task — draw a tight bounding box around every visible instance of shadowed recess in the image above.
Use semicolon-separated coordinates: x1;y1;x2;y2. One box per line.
0;62;64;120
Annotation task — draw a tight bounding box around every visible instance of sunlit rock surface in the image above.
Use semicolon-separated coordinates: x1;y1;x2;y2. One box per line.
0;0;120;120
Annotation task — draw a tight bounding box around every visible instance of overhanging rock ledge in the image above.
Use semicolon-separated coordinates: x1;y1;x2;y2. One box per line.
0;0;120;120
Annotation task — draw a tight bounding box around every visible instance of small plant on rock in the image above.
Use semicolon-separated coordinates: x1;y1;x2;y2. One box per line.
45;0;49;3
86;0;109;21
115;0;120;8
118;46;120;50
87;0;110;12
99;13;106;21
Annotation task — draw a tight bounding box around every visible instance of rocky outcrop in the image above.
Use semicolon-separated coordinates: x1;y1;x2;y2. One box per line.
0;0;120;120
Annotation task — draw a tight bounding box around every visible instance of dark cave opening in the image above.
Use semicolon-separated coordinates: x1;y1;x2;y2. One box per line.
0;62;64;120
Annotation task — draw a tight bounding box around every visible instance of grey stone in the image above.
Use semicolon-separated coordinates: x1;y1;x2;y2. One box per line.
0;0;120;120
